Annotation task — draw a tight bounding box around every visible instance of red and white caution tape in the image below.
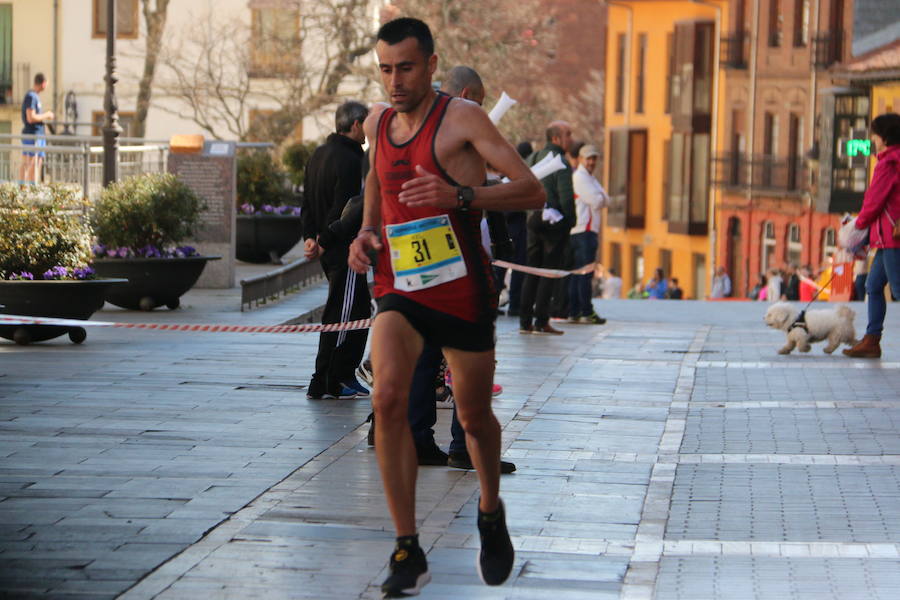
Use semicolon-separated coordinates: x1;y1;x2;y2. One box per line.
491;260;595;278
0;314;372;333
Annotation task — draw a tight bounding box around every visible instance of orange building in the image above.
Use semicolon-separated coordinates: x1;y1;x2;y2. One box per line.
601;0;731;299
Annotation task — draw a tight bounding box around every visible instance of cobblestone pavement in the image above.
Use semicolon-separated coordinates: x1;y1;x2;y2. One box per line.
1;295;898;599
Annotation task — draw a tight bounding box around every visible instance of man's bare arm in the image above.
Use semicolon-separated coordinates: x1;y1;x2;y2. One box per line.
398;102;544;211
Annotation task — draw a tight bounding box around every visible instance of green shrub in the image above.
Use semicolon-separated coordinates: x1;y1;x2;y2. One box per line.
92;173;206;250
0;183;93;279
282;141;318;187
237;150;293;211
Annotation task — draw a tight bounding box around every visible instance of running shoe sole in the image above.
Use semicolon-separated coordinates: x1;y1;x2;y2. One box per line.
382;571;431;598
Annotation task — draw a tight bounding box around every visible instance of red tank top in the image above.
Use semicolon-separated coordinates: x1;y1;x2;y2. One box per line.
373;92;496;323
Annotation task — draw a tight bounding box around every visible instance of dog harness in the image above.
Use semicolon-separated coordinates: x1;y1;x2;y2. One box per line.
789;310;808;333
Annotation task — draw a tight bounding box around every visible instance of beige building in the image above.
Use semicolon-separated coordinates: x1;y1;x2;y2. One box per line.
0;0;57;137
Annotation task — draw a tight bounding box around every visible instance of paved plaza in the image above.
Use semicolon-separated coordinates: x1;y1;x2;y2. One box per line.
1;288;899;599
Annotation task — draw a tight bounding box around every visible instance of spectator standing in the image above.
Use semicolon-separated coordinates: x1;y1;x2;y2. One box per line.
602;268;623;299
766;268;783;303
844;113;900;358
749;273;767;300
567;144;608;324
302;101;370;399
853;255;869;301
19;73;53;184
501;141;532;317
782;263;800;300
645;268;668;299
519;121;575;335
667;278;683;299
710;266;732;298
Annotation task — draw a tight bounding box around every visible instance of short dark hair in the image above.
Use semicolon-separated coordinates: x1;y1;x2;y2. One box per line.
871;113;900;147
569;141;585;158
335;101;368;134
34;73;45;85
376;18;434;57
516;141;533;159
672;278;679;284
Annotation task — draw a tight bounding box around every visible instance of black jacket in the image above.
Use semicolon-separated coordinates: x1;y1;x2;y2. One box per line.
301;133;365;242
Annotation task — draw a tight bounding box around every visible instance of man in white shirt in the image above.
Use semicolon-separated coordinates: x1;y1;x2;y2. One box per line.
602;268;623;299
568;144;609;323
710;266;732;299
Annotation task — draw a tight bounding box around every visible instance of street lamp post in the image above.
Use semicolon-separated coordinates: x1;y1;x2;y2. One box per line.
102;0;122;186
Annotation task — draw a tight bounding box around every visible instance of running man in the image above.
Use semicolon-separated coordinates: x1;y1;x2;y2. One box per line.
348;18;544;598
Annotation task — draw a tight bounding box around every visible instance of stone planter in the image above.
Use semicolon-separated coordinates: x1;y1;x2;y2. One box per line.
0;279;128;345
92;256;220;311
236;214;303;264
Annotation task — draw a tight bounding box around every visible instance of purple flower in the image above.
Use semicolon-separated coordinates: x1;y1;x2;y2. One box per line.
174;245;198;258
240;203;256;214
291;206;302;216
115;247;129;258
261;204;275;213
73;267;95;280
92;243;106;257
9;271;34;280
42;266;69;280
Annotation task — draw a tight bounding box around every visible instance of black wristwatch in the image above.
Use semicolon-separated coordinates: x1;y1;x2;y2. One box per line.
456;186;474;211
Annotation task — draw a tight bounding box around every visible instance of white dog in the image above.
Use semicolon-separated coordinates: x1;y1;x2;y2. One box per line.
764;302;857;355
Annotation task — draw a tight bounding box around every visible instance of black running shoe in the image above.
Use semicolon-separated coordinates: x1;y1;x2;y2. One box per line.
416;441;448;466
477;499;514;586
448;451;516;474
381;543;430;598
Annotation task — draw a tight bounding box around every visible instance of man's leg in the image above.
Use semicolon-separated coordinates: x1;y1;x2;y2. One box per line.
518;227;545;330
371;311;425;536
442;347;500;509
330;268;371;392
443;346;514;585
309;264;342;397
533;233;566;327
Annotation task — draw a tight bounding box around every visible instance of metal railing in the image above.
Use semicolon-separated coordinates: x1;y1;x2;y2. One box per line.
813;32;843;68
0;133;168;201
713;153;807;193
240;258;325;311
721;31;748;69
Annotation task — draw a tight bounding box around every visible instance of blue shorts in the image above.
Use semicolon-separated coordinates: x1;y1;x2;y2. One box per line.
23;136;46;158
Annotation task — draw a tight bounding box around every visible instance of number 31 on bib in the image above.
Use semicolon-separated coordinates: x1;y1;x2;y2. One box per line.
386;215;468;292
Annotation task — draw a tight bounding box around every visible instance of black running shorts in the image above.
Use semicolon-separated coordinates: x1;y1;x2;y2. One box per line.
375;293;496;352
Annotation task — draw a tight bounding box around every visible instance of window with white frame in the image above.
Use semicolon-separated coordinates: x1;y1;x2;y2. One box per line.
761;221;776;273
822;227;837;261
786;223;802;266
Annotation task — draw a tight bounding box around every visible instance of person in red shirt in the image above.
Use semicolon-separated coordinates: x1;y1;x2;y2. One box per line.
347;18;544;598
844;113;900;358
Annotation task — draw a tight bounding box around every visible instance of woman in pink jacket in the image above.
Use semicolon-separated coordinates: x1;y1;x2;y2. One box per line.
844;113;900;358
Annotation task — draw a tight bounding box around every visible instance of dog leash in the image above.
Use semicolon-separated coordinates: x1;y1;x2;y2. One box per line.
789;270;838;332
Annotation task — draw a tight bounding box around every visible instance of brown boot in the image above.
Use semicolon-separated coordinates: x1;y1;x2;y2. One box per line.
843;334;882;358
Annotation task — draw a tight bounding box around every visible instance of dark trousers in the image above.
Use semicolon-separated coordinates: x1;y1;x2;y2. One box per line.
519;223;569;328
502;213;528;314
853;274;868;302
408;344;465;454
568;231;598;318
310;252;370;394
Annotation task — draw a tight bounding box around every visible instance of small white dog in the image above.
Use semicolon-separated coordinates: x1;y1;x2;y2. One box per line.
764;302;857;355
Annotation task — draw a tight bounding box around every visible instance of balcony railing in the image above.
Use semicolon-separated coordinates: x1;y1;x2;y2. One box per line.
714;153;807;193
721;32;748;69
813;32;843;68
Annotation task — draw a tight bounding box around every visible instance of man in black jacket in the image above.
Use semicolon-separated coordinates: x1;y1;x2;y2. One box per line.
302;101;370;399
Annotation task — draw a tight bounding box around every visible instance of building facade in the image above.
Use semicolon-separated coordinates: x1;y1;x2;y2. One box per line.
1;0;379;145
715;0;858;298
602;0;730;300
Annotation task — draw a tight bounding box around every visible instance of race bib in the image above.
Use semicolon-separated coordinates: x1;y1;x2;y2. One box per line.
386;215;467;291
